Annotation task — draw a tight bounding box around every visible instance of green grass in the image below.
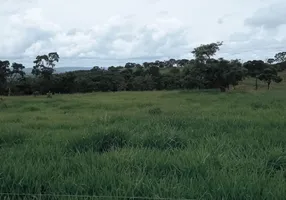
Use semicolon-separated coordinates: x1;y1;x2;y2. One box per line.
1;81;286;199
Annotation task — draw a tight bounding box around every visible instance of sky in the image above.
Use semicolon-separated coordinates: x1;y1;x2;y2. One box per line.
1;0;286;68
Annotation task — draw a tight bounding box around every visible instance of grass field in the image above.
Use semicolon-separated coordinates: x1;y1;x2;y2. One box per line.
1;80;286;199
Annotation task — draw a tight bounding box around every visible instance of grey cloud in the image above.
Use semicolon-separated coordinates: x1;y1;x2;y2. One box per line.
244;2;286;29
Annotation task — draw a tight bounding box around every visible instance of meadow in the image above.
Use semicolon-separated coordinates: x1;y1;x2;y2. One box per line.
0;80;286;199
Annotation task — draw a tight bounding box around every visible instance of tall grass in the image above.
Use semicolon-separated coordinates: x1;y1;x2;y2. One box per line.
0;87;286;199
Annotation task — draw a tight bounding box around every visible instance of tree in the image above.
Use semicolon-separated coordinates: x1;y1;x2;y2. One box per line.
189;42;247;92
169;67;180;75
146;66;160;77
92;66;101;71
133;67;144;76
191;41;223;62
258;67;282;90
227;59;247;89
266;58;275;64
0;60;10;94
7;63;26;96
32;52;60;80
243;60;266;90
177;59;189;67
143;62;149;68
274;52;286;63
125;62;136;69
155;60;165;68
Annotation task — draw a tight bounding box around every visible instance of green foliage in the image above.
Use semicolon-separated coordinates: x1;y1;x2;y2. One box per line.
274;52;286;63
0;60;10;93
191;41;223;61
258;67;283;89
32;52;59;80
1;44;286;95
243;60;266;77
243;60;267;90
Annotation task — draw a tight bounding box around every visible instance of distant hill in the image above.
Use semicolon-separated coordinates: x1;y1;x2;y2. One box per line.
24;67;92;74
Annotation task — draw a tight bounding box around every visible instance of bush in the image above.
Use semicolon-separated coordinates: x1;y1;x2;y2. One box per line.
69;130;128;153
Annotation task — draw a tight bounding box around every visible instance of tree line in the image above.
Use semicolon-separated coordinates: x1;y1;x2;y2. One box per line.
0;42;285;95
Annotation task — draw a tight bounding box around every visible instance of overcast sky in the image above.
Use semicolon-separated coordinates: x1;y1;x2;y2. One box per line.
1;0;286;68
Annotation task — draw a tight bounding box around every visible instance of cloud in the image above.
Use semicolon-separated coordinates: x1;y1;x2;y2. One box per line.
0;7;59;57
244;2;286;29
1;0;286;67
1;8;190;64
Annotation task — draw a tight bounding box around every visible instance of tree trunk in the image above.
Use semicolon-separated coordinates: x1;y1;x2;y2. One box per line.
267;81;271;90
8;87;11;96
220;86;226;92
255;78;258;90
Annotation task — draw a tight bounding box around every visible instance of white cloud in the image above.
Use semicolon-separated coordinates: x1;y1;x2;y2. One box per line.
0;0;286;67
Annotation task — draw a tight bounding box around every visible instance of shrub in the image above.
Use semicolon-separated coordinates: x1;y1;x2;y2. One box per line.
69;130;128;153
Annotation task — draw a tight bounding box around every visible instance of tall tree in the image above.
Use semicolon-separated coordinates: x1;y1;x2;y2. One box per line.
0;60;10;94
32;52;60;80
191;41;223;62
189;42;247;92
7;63;26;96
274;52;286;63
266;58;275;64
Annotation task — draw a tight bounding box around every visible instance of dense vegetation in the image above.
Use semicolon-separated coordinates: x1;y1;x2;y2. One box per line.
1;88;286;199
1;42;285;95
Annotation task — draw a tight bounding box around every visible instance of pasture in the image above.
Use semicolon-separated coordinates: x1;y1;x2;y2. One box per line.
0;86;286;199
